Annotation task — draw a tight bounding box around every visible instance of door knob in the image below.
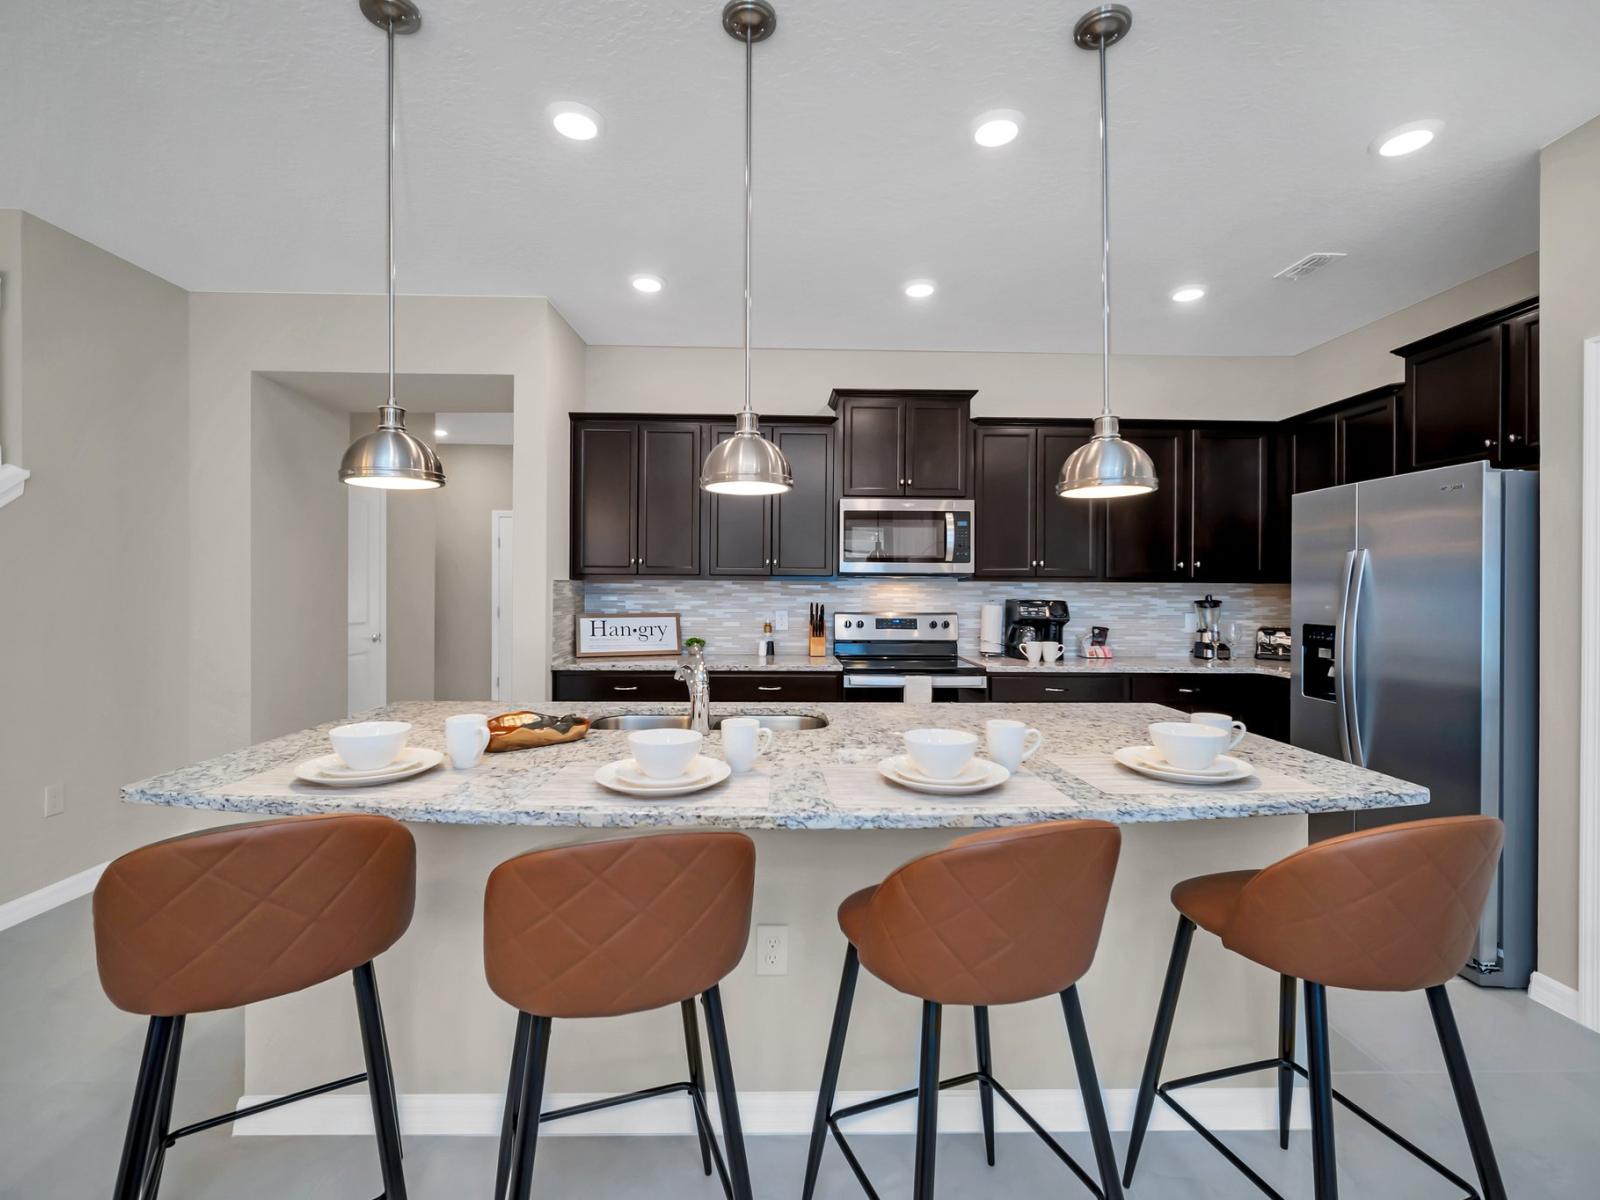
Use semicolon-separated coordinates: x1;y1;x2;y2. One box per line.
370;632;383;643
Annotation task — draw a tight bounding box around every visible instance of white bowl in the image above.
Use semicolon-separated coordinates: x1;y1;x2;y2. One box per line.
1148;721;1231;772
329;720;412;772
627;728;704;780
903;728;980;781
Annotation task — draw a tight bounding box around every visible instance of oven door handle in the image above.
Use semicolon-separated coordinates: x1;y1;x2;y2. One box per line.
843;674;907;689
930;675;987;690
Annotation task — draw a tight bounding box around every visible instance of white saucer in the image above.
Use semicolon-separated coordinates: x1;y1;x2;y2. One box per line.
892;756;994;786
1113;746;1253;785
296;748;444;788
595;757;732;798
879;755;1010;795
612;756;721;789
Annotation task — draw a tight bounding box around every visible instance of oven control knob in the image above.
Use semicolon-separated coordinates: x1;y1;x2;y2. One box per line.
941;620;950;629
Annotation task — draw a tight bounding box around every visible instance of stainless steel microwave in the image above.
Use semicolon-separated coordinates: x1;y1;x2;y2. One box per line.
837;498;976;575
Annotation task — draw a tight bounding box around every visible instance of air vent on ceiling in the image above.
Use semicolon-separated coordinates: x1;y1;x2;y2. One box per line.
1274;252;1347;282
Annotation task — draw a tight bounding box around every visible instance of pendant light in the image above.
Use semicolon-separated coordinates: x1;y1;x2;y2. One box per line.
340;0;445;490
1057;5;1157;501
699;0;793;496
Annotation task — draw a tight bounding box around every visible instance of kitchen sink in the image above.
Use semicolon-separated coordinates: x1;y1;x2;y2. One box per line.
588;713;828;732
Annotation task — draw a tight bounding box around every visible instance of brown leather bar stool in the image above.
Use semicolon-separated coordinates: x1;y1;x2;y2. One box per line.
1122;815;1508;1200
801;820;1125;1200
93;813;416;1200
483;830;757;1200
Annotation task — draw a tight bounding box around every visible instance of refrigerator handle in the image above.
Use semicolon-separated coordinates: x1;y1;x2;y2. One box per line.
1339;549;1370;768
1334;550;1356;764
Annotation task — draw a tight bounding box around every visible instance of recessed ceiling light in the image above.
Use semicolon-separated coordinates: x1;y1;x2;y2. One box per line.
547;101;603;141
972;109;1024;148
1170;285;1206;303
904;280;937;299
631;274;664;294
1371;119;1442;158
434;428;448;438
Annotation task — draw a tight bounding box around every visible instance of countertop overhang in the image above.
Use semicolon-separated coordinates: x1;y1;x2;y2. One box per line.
125;700;1425;831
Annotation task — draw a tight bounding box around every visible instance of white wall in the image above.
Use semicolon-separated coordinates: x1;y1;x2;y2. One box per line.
249;376;348;740
0;213;197;905
433;443;512;701
1535;120;1600;991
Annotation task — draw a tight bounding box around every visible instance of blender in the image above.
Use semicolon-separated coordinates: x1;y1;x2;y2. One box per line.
1192;594;1224;660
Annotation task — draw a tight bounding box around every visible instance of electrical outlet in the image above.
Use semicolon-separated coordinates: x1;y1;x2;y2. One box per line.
772;610;789;632
43;782;64;818
1182;611;1197;633
755;924;788;976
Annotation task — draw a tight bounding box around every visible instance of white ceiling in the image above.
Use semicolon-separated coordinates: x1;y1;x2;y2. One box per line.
2;1;1597;356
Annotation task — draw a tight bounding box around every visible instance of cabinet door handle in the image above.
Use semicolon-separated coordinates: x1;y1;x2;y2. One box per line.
1194;560;1202;569
1178;560;1186;570
757;685;782;692
1509;433;1520;442
1177;687;1197;694
1484;438;1494;447
613;685;638;692
1045;687;1066;694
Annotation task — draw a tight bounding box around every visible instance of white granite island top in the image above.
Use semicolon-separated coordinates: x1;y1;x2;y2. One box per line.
126;700;1426;831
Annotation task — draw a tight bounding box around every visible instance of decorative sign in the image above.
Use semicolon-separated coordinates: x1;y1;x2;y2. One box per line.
575;612;683;658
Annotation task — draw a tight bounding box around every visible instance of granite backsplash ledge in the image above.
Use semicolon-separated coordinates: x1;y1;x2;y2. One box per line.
553;578;1288;662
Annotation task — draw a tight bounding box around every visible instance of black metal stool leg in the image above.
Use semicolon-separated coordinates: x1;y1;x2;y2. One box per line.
1278;975;1297;1151
1427;985;1507;1200
702;985;755;1200
506;1016;553;1200
913;1001;943;1200
495;1013;533;1200
681;998;715;1178
1303;981;1338;1200
353;962;408;1200
113;1016;176;1200
1062;986;1125;1200
974;1006;996;1167
1123;915;1195;1186
803;945;859;1200
142;1014;186;1200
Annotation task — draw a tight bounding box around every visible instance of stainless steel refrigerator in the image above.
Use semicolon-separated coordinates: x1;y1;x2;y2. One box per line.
1291;461;1538;987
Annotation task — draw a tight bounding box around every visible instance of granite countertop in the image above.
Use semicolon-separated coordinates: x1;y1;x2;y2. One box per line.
125;700;1424;831
552;653;842;673
979;654;1293;679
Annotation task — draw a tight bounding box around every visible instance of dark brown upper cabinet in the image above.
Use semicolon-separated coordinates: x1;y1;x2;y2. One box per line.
971;424;1102;580
1103;425;1186;580
1190;426;1272;583
1290;413;1337;495
1393;297;1538;472
1037;428;1102;579
705;423;772;576
571;422;638;575
771;423;837;575
830;389;974;497
1289;385;1400;495
636;421;704;576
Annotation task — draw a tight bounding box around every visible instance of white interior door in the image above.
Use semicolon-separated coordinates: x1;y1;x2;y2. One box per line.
492;510;513;701
348;488;387;714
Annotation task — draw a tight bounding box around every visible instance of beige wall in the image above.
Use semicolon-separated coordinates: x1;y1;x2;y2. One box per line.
586;345;1302;422
433;443;512;701
1295;255;1540;409
1536;119;1600;990
0;213;197;905
249;377;348;740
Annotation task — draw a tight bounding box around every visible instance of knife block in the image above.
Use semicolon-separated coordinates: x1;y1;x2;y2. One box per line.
808;635;827;659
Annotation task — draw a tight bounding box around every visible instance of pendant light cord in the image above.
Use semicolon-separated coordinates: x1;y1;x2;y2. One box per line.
1097;37;1112;420
742;26;754;416
386;20;398;407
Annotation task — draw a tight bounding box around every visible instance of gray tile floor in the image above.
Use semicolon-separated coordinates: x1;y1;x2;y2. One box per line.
5;897;1599;1198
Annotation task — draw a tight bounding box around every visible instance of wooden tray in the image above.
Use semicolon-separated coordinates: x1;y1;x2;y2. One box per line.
486;712;591;752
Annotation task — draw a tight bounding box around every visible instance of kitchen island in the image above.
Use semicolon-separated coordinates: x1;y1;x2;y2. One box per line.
123;700;1426;1140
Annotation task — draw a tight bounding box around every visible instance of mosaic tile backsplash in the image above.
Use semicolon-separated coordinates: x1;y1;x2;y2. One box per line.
553;578;1289;662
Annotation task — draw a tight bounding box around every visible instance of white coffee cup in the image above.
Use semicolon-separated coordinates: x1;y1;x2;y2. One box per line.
1038;640;1063;663
1190;711;1247;751
903;728;979;780
986;719;1042;772
720;717;775;774
628;728;703;779
1022;641;1046;664
1148;721;1232;772
446;713;491;769
329;720;411;771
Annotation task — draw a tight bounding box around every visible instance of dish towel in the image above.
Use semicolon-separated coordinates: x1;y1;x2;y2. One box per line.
902;676;934;703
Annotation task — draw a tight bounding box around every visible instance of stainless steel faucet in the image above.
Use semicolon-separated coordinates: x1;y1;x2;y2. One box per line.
674;646;711;735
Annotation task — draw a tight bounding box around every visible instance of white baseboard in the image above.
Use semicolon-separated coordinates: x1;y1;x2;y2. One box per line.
234;1086;1309;1138
0;861;107;932
1528;971;1582;1023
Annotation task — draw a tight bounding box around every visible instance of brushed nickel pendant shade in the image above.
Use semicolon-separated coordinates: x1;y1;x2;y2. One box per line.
699;0;793;496
341;0;445;491
1057;5;1157;501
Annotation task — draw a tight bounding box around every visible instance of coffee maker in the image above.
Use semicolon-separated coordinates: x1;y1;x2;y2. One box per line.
1004;599;1070;659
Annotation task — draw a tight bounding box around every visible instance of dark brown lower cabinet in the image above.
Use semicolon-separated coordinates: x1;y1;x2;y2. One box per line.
552;672;684;703
989;675;1130;703
1129;673;1289;741
551;671;842;703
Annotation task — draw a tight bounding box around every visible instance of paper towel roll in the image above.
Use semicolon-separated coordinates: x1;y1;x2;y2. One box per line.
979;603;1005;655
902;676;934;703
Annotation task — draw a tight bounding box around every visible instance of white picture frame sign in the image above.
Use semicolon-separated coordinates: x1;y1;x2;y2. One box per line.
575;612;684;659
